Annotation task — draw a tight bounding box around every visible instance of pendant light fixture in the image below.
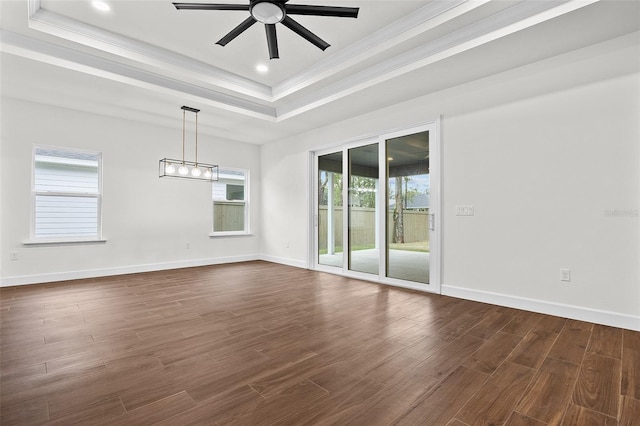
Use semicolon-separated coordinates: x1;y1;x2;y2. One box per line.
159;106;218;181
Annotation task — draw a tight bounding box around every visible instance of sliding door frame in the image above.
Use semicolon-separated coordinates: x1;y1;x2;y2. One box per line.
378;122;441;293
310;118;441;294
312;137;380;277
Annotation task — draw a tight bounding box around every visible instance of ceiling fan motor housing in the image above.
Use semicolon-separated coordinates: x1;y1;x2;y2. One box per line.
250;0;285;24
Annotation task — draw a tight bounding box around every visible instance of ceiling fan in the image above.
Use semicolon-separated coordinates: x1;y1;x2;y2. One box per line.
172;0;359;59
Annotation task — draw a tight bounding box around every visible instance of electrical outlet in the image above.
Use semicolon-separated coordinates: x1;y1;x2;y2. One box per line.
560;269;571;282
10;251;19;261
456;205;474;216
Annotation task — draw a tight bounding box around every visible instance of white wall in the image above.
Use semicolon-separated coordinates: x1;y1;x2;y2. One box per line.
1;32;637;330
0;98;261;285
260;34;640;329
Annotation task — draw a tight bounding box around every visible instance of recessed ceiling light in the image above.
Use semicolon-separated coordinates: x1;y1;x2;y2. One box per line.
256;64;269;73
92;0;110;12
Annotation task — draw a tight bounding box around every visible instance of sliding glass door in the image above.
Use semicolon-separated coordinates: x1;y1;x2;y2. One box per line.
386;132;430;284
318;152;343;268
348;143;379;275
314;123;439;292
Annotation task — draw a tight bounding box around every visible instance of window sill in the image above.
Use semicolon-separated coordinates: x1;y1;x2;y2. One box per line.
23;238;107;246
209;232;253;238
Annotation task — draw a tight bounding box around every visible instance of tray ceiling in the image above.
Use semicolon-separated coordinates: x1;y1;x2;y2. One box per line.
1;0;638;144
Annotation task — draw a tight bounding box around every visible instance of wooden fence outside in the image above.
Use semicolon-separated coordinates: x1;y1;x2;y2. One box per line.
213;202;245;232
318;207;428;249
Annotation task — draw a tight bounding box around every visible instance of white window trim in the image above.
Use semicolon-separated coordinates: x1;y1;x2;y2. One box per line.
28;145;105;245
209;232;253;238
210;167;250;236
23;238;108;245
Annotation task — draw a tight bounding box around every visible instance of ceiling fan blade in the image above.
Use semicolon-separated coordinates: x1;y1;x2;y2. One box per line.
173;3;249;11
281;16;329;51
285;5;359;18
265;24;279;59
216;16;257;46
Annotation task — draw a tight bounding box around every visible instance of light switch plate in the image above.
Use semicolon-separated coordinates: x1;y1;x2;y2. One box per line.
456;205;474;216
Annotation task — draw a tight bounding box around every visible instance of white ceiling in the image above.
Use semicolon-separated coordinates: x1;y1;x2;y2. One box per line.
1;0;639;144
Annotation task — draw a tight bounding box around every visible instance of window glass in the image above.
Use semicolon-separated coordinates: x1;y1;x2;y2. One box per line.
33;147;102;240
212;168;248;233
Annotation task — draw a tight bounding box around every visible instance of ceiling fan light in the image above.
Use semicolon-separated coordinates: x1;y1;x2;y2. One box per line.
251;1;284;24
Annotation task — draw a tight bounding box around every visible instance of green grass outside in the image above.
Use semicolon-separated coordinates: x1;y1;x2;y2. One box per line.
389;240;430;253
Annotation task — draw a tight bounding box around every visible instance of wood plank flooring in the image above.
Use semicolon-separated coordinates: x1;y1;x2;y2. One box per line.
1;261;639;425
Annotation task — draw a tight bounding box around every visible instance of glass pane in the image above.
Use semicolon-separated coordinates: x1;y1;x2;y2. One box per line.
35;195;98;238
213;202;245;232
213;169;245;201
34;148;99;194
386;131;430;283
318;152;343;267
213;168;247;232
348;143;379;274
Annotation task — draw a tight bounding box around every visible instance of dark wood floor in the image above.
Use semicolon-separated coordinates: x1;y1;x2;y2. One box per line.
1;261;638;425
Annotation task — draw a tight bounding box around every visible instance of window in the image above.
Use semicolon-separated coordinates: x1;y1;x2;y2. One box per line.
212;168;249;234
32;146;102;242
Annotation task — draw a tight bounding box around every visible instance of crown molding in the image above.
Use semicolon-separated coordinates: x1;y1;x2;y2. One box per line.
276;0;601;120
7;0;602;122
0;30;277;121
27;0;273;100
270;0;490;100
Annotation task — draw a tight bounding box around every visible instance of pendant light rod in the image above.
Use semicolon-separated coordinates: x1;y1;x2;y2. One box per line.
180;105;200;167
195;112;198;166
181;108;186;165
181;105;200;166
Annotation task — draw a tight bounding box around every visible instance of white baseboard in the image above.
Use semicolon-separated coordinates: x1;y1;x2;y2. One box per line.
258;254;308;269
442;284;640;332
0;254;261;287
4;259;637;332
